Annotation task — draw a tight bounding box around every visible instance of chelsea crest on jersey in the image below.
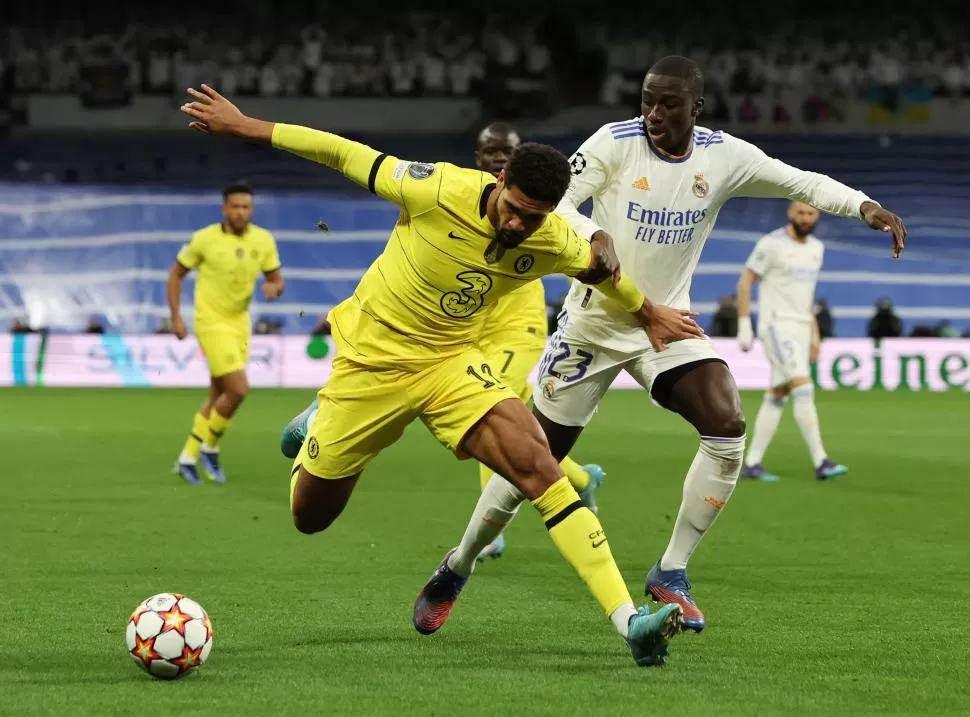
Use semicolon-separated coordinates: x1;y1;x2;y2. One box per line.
556;116;872;353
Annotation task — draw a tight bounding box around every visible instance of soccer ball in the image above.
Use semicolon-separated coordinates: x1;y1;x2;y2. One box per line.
125;593;213;679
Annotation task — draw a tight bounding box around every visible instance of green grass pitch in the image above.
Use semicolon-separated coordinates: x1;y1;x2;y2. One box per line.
1;387;969;716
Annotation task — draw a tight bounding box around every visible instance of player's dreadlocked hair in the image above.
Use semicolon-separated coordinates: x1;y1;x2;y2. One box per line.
503;143;572;206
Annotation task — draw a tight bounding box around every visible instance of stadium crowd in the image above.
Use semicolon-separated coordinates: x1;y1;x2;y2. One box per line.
3;7;968;110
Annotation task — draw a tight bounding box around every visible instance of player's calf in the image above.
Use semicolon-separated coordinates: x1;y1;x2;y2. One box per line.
459;400;681;664
650;361;747;629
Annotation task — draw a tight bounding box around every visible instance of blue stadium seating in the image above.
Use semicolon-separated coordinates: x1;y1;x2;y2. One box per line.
1;132;968;337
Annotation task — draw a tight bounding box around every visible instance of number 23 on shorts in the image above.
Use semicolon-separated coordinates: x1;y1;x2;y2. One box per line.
545;342;594;383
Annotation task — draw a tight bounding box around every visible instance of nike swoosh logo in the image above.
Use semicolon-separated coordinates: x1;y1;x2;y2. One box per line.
448;231;469;241
592;538;607;548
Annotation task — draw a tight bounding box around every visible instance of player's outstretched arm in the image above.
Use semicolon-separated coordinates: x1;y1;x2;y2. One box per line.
731;138;907;257
180;85;429;210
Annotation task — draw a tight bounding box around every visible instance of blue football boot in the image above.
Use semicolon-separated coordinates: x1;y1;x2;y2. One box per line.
280;397;318;459
816;458;848;480
626;604;685;666
645;562;705;633
174;462;203;485
578;464;605;514
199;449;227;483
740;463;780;482
475;533;506;562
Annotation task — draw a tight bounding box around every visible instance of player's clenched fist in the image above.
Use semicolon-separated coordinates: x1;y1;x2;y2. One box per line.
171;315;188;340
574;230;622;286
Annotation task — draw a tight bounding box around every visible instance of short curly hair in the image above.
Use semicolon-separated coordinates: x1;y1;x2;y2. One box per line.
504;142;572;206
222;181;253;200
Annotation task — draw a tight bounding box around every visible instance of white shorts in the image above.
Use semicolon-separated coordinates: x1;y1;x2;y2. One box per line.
533;329;724;428
760;321;812;387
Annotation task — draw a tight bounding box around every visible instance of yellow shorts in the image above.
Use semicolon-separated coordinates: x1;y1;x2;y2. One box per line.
296;349;516;480
196;326;250;378
479;329;546;403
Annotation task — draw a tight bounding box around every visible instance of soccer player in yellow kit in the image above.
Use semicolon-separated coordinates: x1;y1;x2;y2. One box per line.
181;84;702;665
473;122;605;562
167;182;284;484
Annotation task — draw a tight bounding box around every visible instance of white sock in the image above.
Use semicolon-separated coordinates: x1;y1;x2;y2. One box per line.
447;474;525;578
660;436;745;572
610;603;638;638
201;442;219;454
177;451;195;465
745;393;787;466
792;384;827;466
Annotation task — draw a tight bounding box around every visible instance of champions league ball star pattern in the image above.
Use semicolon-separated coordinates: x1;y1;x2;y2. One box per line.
125;593;213;679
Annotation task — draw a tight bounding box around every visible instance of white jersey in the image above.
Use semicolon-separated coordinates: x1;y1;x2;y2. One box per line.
556;117;872;353
746;227;823;330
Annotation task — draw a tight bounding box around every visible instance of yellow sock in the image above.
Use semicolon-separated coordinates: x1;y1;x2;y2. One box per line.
560;456;590;491
180;412;209;461
478;463;493;491
206;411;231;450
479;460;589;492
532;477;632;616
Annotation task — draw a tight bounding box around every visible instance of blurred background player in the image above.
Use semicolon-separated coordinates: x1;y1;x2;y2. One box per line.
473;122;605;561
168;182;285;484
737;201;848;481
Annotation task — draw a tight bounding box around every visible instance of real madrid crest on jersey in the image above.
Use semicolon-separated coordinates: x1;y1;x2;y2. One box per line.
407;162;436;180
692;173;709;198
514;254;535;274
569;152;587;176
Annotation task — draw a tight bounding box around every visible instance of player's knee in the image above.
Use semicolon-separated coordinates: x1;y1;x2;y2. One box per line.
291;504;334;535
712;409;746;439
224;387;248;409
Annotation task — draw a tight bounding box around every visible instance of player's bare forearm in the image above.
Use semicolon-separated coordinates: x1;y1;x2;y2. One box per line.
736;280;752;318
167;262;190;339
736;268;757;318
167;262;188;320
229;116;275;143
262;270;285;300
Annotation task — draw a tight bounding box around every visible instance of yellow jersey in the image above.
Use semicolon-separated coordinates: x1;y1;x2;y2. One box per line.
271;124;642;369
482;281;548;346
177;223;281;328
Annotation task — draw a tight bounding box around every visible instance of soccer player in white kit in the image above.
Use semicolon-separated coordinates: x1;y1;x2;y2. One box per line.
415;56;906;639
737;202;848;482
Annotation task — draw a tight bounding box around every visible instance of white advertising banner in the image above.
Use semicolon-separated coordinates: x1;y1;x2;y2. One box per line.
1;334;968;391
